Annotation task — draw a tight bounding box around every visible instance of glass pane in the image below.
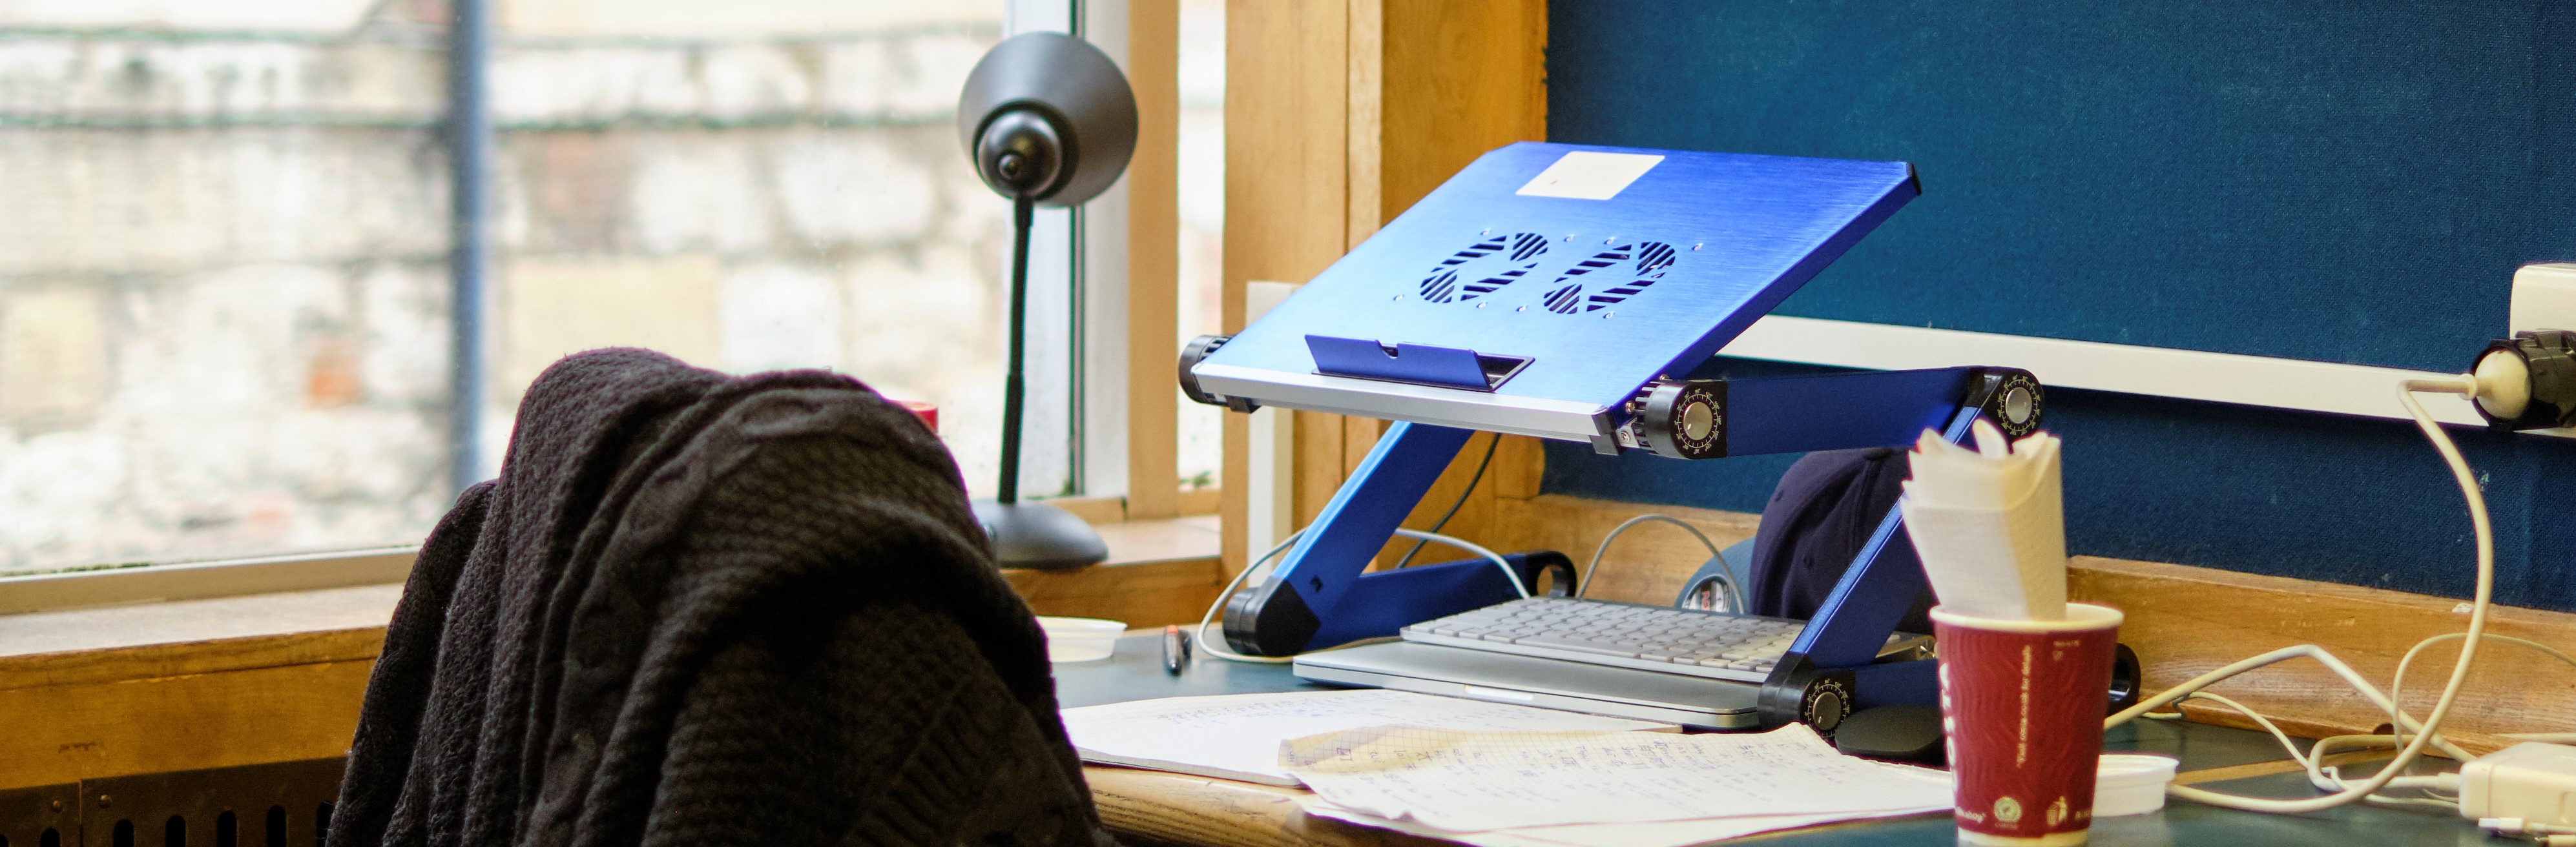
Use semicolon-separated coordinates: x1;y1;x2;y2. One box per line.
0;0;1018;575
1175;0;1224;492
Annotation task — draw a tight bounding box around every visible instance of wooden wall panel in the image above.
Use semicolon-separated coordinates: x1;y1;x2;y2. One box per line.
1378;0;1549;220
1126;0;1182;520
1221;0;1548;570
1489;435;1546;500
1293;411;1347;530
1344;0;1385;250
1004;558;1225;628
1222;0;1353;574
1372;0;1548;558
0;660;373;790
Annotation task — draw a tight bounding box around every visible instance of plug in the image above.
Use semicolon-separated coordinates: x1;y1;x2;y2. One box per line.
2471;330;2576;430
2469;263;2576;430
2460;742;2576;828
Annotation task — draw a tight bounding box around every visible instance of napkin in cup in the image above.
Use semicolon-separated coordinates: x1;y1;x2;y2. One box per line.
1900;420;2067;621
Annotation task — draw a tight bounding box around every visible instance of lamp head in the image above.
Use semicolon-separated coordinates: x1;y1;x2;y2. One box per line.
958;31;1137;207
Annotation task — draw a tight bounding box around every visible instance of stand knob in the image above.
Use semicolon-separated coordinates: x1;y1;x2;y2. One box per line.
1756;653;1857;734
1634;378;1725;460
1971;369;2045;438
1180;334;1260;413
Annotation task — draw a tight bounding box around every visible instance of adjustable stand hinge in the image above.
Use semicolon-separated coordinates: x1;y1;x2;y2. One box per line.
1615;377;1726;459
1180;334;1261;413
1756;651;1856;735
1964;368;2044;438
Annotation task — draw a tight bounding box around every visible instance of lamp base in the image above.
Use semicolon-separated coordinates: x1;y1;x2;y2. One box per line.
972;499;1108;571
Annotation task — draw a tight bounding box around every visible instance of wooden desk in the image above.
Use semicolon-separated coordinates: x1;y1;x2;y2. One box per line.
1058;633;2481;847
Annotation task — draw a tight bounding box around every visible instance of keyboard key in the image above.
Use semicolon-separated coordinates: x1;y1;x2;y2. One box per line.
1511;635;1639;657
1397;597;1841;680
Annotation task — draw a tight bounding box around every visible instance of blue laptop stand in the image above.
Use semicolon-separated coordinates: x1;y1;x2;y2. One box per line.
1177;142;2044;731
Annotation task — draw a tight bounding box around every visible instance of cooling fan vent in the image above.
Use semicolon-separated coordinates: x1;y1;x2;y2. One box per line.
1540;241;1678;314
1417;232;1548;303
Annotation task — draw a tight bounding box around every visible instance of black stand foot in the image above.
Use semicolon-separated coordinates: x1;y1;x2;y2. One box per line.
973;499;1108;571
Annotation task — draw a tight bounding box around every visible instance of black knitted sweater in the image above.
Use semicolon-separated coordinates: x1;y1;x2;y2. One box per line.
328;349;1111;847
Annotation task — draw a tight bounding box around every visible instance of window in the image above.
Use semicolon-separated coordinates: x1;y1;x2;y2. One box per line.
0;0;1129;578
1174;0;1224;491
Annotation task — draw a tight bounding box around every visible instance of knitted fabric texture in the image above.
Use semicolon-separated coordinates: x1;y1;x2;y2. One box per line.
329;348;1111;847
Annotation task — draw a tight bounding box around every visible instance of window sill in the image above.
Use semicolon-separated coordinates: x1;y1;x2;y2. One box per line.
1001;514;1224;627
0;515;1225;695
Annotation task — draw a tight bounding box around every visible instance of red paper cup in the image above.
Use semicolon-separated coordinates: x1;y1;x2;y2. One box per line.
1933;603;2124;846
896;400;937;433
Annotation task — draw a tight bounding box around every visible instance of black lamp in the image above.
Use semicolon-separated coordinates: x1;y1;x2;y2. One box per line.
957;32;1137;570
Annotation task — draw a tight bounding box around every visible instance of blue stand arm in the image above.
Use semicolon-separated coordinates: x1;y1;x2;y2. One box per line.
1756;369;2039;730
1223;422;1477;655
1223;366;2042;671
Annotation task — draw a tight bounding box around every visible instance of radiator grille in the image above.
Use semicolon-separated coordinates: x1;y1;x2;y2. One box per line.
0;759;343;847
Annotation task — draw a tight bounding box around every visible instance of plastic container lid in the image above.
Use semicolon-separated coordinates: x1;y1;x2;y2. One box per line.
1038;617;1126;662
2095;754;2181;817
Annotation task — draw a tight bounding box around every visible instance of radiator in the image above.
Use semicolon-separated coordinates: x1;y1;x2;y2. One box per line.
0;758;344;847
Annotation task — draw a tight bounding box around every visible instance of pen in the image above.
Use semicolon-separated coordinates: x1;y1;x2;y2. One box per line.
1161;624;1190;675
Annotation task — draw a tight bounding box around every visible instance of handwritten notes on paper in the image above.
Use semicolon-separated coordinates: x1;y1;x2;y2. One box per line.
1061;689;1673;786
1280;724;1953;832
1067;691;1954;845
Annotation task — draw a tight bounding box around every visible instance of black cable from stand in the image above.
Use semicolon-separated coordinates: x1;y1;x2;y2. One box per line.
1391;433;1501;568
997;195;1033;504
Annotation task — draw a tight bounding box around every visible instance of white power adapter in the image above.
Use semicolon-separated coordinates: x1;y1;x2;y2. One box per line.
2462;742;2576;833
2511;263;2576;337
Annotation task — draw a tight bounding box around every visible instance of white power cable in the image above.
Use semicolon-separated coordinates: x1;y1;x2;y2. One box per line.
2168;693;2455;809
1193;527;1530;665
2105;376;2495;814
1192;531;1305;664
2173;691;2314;775
2135;629;2576;807
1194;376;2529;815
2388;632;2576;755
1579;513;1738;611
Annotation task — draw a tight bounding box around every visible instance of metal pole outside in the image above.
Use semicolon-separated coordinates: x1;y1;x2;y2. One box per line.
444;0;491;496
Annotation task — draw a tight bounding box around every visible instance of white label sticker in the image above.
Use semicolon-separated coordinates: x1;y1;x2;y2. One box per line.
1515;150;1665;200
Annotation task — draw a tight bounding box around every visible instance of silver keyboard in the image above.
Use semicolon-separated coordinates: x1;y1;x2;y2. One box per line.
1398;597;1814;682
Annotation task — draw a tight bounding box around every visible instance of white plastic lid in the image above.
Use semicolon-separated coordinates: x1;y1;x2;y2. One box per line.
1038;616;1126;662
2094;754;2181;817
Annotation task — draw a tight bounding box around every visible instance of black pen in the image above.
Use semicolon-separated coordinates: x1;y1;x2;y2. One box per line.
1161;624;1190;675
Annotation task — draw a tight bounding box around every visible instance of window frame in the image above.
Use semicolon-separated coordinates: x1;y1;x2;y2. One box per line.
6;0;1201;613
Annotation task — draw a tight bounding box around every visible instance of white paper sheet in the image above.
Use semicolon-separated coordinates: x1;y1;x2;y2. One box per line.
1061;689;1674;786
1296;797;1947;847
1901;420;2069;620
1278;723;1953;832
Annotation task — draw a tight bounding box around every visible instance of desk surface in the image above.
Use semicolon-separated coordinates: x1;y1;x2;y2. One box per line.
1055;633;2477;847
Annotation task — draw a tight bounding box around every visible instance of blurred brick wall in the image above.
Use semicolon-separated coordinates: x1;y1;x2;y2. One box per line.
0;3;1007;573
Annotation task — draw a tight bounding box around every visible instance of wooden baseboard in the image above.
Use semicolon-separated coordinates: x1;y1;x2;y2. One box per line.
2071;555;2576;751
1481;495;1760;606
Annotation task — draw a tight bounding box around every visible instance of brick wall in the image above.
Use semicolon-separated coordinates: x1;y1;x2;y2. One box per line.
0;1;1010;573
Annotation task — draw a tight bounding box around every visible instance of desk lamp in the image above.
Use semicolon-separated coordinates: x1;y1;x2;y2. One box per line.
956;32;1137;570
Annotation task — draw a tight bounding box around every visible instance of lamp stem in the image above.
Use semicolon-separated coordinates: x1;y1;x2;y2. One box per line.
998;194;1034;504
